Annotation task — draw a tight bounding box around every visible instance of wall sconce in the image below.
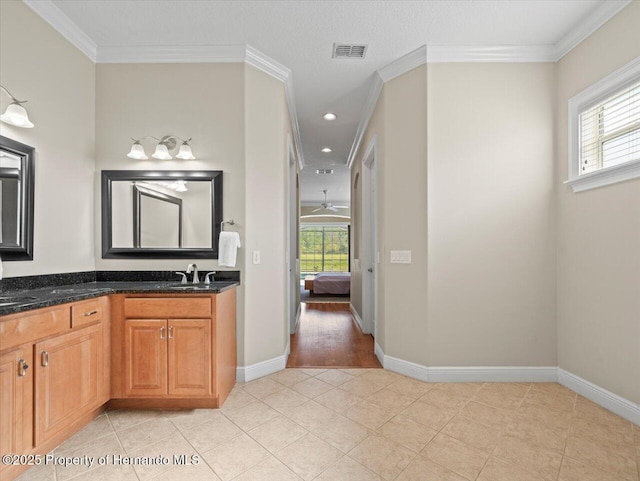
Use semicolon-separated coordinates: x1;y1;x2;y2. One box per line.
127;135;196;160
0;85;34;128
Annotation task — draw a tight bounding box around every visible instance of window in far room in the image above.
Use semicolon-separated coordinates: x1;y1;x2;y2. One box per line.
300;225;349;275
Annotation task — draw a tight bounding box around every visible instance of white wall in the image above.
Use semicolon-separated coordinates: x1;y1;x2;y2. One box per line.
0;0;95;276
556;1;640;404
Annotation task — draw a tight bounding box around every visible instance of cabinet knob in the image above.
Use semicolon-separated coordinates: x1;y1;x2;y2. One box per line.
18;359;29;377
168;326;174;339
160;326;165;340
41;351;49;367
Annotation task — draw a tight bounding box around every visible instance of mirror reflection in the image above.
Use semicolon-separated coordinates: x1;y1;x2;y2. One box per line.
0;149;22;247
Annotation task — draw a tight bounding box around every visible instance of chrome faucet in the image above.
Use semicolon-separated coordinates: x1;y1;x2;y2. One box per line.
186;263;199;284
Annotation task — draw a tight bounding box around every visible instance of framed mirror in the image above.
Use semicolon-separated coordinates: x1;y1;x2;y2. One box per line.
101;170;222;259
0;136;35;261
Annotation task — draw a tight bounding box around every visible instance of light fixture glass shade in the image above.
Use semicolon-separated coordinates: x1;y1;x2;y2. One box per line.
126;142;148;160
0;102;34;128
152;143;172;160
174;181;188;192
175;142;195;160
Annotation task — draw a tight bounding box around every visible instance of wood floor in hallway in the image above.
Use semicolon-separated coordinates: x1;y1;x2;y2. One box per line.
287;302;382;368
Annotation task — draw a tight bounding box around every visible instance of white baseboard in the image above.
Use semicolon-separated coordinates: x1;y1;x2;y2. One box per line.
350;304;364;332
237;348;288;383
374;341;385;367
385;354;430;382
428;366;558;383
558;368;640;425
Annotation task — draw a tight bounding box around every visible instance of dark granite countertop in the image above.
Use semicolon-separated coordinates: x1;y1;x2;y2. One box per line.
0;280;239;317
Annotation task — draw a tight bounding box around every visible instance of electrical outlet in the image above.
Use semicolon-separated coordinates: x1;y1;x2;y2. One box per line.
390;250;411;264
252;250;261;264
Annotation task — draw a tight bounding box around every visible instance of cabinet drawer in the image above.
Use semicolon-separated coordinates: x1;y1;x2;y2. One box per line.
71;299;103;328
124;298;211;319
0;307;70;351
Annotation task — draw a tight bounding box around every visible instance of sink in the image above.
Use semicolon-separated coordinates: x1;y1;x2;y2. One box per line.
0;296;38;307
168;282;235;291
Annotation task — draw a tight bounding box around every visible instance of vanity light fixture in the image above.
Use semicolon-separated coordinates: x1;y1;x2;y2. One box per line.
126;135;196;160
323;112;337;121
0;85;34;128
321;147;332;153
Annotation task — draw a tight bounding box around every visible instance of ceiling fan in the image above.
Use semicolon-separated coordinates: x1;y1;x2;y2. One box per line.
312;189;349;212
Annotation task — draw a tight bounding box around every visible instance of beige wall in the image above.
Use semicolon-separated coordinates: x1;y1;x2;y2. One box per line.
427;63;557;366
556;2;640;403
244;65;288;365
0;0;95;276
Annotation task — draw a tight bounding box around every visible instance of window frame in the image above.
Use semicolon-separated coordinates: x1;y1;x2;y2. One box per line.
566;56;640;193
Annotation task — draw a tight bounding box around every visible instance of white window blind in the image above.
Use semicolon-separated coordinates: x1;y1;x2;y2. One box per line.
579;80;640;175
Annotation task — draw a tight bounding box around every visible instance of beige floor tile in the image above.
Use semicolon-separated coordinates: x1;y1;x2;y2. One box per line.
493;433;562;481
15;460;56;481
163;408;223;431
243;378;286;399
477;456;543;481
349;434;415;480
65;463;138;481
564;435;638;481
178;415;242;453
359;370;403;387
558;456;628;481
55;414;114;453
385;377;433;399
128;433;195;480
400;399;458;431
152;462;222;481
224;401;279;431
315;387;361;413
523;384;576;413
396;457;468;481
441;414;502;453
268;369;312;387
502;416;568;453
367;388;414;414
315;456;382;481
340;368;371;376
219;388;256;412
316;369;356;386
340;378;385;398
56;433;124;481
116;417;178;453
201;433;270;481
301;368;328;377
574;396;632;430
262;387;309;413
309;414;370;452
291;377;334;398
247;415;308;453
457;401;512;428
232;457;301;481
419;387;469;411
420;433;489;481
344;399;395;430
472;383;531;410
275;433;343;481
284;400;338;430
106;409;164;432
377;415;437;453
433;383;483;399
569;415;634;450
516;399;574;430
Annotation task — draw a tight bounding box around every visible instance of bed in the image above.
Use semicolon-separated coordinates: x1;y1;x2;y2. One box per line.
307;272;351;295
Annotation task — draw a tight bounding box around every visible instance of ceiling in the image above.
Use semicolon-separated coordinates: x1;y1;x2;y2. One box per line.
46;0;619;204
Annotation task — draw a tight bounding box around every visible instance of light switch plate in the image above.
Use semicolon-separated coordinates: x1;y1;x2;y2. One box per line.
252;250;261;264
390;250;411;264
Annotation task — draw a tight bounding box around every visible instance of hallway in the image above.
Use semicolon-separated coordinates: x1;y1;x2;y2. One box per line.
287;303;381;368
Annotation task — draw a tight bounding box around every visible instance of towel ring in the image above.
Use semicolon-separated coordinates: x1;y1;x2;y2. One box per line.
221;220;235;230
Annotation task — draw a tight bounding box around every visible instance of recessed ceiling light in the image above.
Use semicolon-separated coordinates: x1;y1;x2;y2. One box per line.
323;113;337;121
321;147;332;153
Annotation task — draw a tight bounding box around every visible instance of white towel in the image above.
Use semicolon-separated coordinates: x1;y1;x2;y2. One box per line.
218;231;241;267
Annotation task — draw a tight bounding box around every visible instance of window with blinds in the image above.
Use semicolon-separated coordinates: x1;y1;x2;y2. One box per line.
579;80;640;175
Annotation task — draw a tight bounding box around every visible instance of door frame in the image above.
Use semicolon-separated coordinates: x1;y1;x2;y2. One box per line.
361;136;378;337
286;134;301;335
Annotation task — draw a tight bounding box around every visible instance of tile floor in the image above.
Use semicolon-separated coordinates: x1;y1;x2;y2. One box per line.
17;368;640;481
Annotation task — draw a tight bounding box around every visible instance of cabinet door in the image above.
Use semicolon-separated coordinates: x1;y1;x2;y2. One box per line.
124;319;167;397
35;325;103;446
0;349;27;472
168;319;211;396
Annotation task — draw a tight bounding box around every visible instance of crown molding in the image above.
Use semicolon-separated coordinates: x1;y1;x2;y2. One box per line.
426;45;557;63
378;45;427;82
97;45;246;63
554;0;632;61
23;0;97;61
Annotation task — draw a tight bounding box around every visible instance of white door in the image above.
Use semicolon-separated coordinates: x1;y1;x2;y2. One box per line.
362;139;377;336
287;140;300;334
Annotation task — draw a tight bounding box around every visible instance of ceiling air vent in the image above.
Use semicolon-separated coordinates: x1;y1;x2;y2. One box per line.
316;169;334;174
332;43;368;59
